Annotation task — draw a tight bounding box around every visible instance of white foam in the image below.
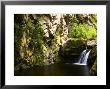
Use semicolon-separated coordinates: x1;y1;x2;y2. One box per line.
73;63;87;65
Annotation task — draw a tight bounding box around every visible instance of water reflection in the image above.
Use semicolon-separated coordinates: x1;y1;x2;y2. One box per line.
15;63;90;76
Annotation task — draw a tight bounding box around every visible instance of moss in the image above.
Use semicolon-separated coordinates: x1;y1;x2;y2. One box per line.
68;23;96;40
65;38;86;49
69;38;80;41
87;46;97;69
15;14;97;69
56;36;61;45
90;59;97;75
42;45;47;53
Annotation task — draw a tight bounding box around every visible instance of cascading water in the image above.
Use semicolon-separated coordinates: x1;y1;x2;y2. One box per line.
74;49;91;65
78;49;87;63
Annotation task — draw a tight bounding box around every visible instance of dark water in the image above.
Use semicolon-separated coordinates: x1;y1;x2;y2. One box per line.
15;63;90;76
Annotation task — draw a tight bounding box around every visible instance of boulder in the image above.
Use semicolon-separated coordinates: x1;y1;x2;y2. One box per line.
60;38;87;63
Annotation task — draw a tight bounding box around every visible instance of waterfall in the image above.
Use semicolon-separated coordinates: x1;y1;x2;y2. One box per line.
78;49;87;63
74;49;91;65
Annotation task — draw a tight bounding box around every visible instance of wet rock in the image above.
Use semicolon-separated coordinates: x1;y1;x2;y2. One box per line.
89;60;97;75
87;45;97;75
60;38;87;63
15;65;28;72
87;46;97;65
87;39;96;47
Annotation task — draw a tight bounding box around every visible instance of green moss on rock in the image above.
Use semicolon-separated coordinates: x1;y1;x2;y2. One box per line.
90;60;97;75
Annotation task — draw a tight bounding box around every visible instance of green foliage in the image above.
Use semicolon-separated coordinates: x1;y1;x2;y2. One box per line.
69;23;96;39
14;14;97;69
91;14;97;23
14;14;45;66
27;19;45;66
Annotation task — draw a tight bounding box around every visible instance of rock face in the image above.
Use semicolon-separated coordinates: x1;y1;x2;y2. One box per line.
60;38;87;63
87;46;97;75
40;14;68;65
60;38;97;76
90;60;97;75
14;14;97;76
87;39;96;46
87;46;97;65
14;14;69;69
86;39;97;75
